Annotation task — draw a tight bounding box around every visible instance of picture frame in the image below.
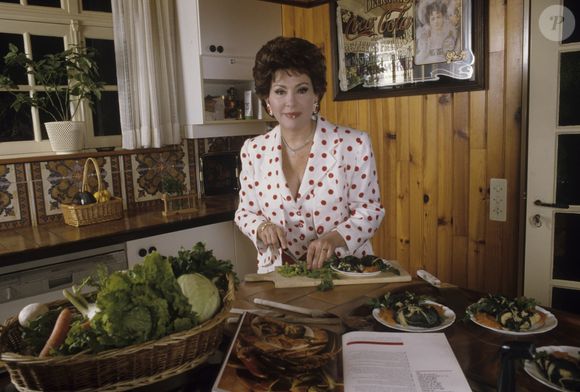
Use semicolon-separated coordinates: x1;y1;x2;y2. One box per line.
329;0;487;100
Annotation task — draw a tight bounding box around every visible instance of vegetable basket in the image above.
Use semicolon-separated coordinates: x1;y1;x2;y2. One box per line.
60;157;123;227
0;273;235;392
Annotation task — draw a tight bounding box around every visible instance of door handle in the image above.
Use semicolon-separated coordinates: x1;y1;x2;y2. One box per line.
533;199;569;209
530;214;542;227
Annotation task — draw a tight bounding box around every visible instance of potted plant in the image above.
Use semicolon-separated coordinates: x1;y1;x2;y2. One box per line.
0;44;103;153
161;176;196;216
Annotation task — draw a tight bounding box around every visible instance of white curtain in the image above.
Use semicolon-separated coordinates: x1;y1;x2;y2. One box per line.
112;0;181;149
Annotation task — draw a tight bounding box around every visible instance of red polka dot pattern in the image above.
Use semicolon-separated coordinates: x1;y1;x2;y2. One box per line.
234;118;385;273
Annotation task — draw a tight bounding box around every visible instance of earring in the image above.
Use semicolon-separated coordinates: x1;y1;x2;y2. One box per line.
313;101;320;115
266;102;273;116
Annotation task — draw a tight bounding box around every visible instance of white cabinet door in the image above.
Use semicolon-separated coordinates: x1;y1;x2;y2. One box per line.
126;221;235;268
126;221;258;279
233;224;258;278
198;0;281;58
175;0;280;132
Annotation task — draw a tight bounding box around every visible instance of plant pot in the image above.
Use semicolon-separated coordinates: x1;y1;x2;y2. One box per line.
45;121;85;154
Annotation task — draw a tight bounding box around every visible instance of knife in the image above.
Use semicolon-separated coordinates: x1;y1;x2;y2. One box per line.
282;248;303;264
253;297;335;318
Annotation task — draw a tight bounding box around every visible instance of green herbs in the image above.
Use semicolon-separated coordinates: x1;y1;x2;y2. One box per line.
278;261;335;291
330;255;400;275
169;242;238;291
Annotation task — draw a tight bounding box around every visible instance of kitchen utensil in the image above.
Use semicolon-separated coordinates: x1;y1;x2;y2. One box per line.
253;298;335;318
282;248;302;264
417;269;441;287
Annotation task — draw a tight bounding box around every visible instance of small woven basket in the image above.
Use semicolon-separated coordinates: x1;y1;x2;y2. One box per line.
60;157;123;227
0;273;235;392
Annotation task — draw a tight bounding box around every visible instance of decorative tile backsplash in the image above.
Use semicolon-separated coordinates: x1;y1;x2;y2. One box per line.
30;157;121;225
0;163;30;229
124;142;191;211
0;136;247;230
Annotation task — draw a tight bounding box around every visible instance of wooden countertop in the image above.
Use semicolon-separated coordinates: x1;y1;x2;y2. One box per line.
0;195;239;268
235;279;580;392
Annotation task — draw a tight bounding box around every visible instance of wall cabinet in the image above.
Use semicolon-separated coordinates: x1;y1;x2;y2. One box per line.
175;0;281;138
125;221;257;280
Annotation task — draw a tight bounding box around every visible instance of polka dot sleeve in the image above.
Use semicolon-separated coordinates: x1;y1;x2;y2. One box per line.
234;138;268;254
334;131;385;253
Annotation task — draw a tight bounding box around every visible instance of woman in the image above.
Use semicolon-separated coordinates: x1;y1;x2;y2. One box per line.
235;36;384;273
415;0;458;65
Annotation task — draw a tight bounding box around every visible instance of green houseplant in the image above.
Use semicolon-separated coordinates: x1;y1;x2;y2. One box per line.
0;44;104;153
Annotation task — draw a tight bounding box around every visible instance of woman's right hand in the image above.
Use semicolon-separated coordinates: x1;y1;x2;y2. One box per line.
258;221;288;252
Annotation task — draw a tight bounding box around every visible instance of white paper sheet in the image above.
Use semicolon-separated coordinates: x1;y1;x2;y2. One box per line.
342;331;472;392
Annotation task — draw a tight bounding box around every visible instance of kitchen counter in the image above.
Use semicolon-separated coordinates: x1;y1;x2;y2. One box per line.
0;195;239;268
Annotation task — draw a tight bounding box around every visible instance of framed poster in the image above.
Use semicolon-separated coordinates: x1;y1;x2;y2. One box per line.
330;0;487;100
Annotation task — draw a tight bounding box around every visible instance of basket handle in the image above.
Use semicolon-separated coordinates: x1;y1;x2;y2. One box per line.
82;157;103;193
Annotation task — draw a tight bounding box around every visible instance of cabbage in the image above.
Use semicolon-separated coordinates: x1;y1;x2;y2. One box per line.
177;273;221;322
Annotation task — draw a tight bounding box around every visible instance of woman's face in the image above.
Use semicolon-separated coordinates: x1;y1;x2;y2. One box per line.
266;70;317;133
429;10;444;31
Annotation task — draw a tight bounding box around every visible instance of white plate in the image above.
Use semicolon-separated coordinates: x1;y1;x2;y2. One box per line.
523;346;580;392
330;259;395;278
469;305;558;335
372;300;456;332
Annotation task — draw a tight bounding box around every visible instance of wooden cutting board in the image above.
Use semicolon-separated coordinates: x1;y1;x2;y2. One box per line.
244;261;412;288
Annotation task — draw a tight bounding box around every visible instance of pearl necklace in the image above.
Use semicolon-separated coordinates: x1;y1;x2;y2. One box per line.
281;127;315;155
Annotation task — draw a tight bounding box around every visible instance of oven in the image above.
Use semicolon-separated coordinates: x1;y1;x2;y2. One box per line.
199;151;240;196
0;243;127;323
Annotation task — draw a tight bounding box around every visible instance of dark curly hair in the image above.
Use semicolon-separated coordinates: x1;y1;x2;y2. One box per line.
253;36;327;102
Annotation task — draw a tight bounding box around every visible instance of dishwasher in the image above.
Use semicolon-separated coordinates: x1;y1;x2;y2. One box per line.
0;243;127;323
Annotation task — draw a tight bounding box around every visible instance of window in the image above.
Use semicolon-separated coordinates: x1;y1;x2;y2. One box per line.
0;0;120;156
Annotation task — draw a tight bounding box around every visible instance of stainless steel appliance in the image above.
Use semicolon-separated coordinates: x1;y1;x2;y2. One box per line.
0;243;127;323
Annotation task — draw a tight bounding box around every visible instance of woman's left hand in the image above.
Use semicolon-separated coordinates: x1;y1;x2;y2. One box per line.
307;230;346;270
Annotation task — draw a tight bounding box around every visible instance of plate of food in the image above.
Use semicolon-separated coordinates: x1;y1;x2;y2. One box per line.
523;346;580;391
371;291;456;332
329;255;400;278
465;294;557;335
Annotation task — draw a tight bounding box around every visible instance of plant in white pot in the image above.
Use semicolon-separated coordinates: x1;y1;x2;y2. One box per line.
0;44;103;153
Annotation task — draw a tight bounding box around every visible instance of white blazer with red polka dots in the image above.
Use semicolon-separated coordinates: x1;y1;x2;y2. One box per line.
235;117;385;273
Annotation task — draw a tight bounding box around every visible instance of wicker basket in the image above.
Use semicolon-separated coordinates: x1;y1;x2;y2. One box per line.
0;274;235;392
60;157;123;227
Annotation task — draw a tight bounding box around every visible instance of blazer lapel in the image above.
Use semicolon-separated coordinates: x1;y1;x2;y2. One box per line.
260;126;295;215
295;118;337;208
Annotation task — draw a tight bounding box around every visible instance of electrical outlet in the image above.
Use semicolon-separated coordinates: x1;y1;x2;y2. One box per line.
489;178;507;222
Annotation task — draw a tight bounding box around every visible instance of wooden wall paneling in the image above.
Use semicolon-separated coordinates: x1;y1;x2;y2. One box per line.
451;92;470;286
382;98;399;260
468;90;488;292
484;50;506;294
409;96;424;273
281;6;297;37
369;99;384;253
280;0;525;294
422;95;439;276
436;95;454;283
502;0;524;296
396;97;411;270
489;0;506;53
468;148;487;291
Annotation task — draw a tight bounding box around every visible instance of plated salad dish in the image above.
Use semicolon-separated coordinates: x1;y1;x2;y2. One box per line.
371;291;455;332
465;294;557;335
524;346;580;391
329;255;400;278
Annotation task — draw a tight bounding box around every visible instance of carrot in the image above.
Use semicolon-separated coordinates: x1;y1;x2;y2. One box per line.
39;308;72;358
